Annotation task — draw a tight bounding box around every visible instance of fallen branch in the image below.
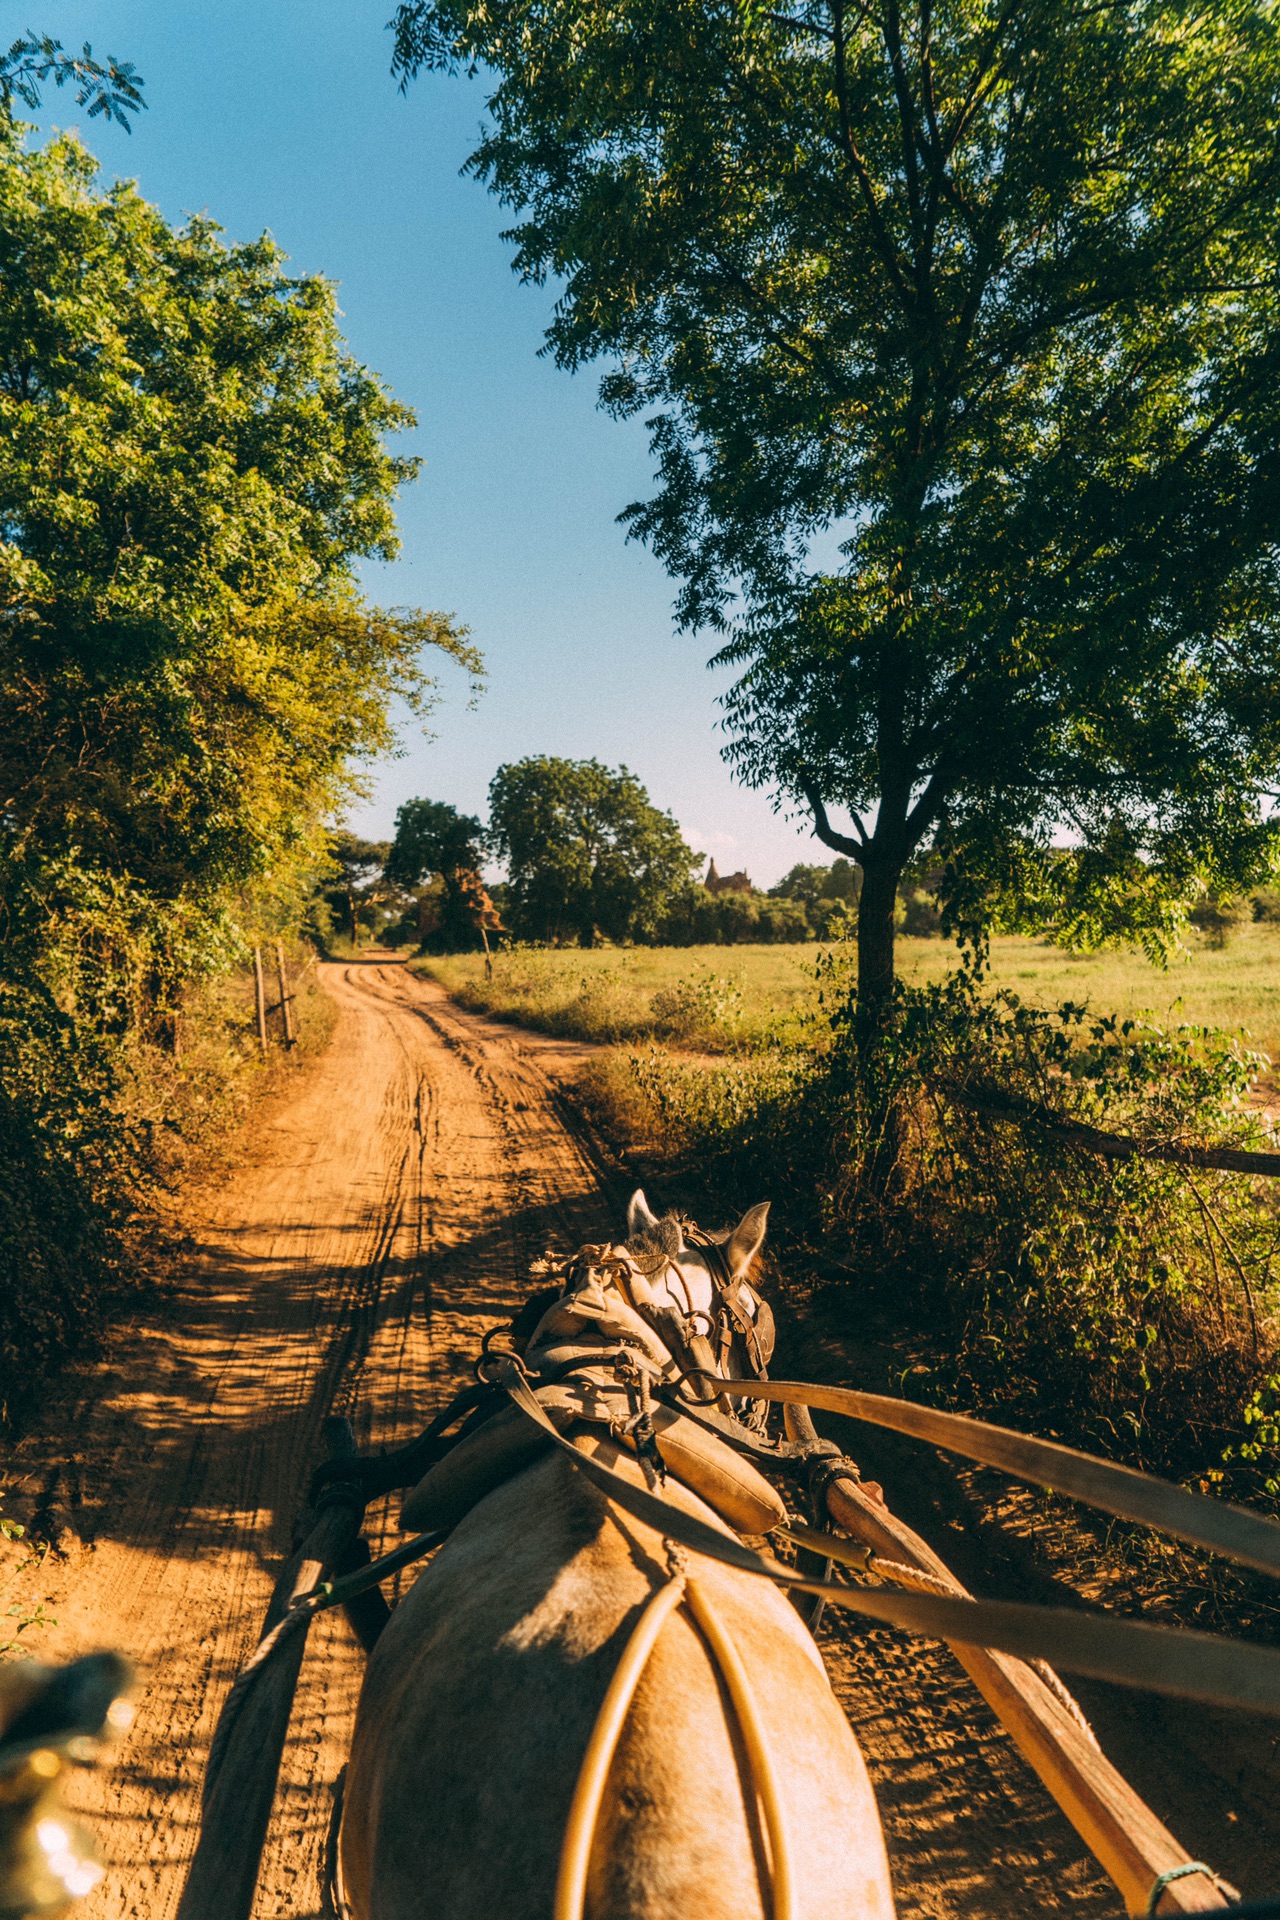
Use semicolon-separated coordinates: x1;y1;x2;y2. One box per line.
942;1081;1280;1178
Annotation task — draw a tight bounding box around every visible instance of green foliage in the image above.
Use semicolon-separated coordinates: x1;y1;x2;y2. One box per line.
649;967;744;1040
602;971;1280;1487
652;856;866;943
768;858;864;938
393;0;1280;990
771;859;861;911
0;124;476;1417
488;756;697;945
657;882;810;945
323;834;392;946
385;797;494;950
386;798;486;887
0;31;144;131
417;942;812;1048
0;975;143;1426
0;127;478;957
1189;894;1252;950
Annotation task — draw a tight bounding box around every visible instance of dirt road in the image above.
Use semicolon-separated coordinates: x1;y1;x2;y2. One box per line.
1;961;1123;1918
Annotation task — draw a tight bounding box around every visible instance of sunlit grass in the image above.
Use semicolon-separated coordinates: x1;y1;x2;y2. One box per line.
900;925;1280;1066
418;923;1280;1063
414;944;818;1050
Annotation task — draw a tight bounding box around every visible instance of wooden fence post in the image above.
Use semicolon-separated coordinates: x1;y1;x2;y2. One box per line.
252;947;268;1058
275;942;295;1049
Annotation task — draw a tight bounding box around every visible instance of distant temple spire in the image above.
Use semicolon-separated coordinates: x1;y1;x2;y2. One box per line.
704;856;752;896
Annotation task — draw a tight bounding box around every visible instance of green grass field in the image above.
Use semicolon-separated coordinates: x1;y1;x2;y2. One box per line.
417;923;1280;1061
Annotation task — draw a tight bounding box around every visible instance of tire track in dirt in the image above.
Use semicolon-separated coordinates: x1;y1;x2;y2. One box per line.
1;961;1118;1918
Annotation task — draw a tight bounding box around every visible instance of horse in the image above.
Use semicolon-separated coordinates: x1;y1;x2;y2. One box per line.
336;1191;895;1919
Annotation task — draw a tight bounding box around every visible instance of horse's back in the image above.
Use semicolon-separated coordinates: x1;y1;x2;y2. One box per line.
340;1446;894;1919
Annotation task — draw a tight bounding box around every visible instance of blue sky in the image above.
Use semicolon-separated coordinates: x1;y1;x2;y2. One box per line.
27;1;829;885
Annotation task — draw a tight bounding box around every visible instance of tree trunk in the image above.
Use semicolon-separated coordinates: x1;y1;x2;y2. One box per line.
856;858;900;1012
855;855;906;1193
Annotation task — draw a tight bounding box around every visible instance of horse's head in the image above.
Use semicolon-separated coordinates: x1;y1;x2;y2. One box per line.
624;1189;769;1333
622;1190;774;1398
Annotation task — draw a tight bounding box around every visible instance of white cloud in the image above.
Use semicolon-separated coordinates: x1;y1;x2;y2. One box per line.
683;826;742;857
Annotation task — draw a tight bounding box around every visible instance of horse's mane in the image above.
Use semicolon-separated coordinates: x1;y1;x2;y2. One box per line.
625;1209;732;1260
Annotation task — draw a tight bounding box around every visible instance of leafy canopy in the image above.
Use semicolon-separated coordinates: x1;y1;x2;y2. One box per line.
488;756;697;944
769;860;861;908
386;798;487;887
0;125;480;1003
392;0;1280;987
0;30;144;131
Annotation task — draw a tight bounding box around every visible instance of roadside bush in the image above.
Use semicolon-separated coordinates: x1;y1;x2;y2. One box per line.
649;969;744;1043
0;884;334;1426
0;979;144;1425
589;967;1280;1493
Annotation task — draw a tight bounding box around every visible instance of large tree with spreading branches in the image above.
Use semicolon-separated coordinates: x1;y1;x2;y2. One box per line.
391;0;1280;1007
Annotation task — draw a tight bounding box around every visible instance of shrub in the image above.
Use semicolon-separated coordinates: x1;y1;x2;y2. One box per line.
0;979;144;1425
591;966;1280;1493
649;970;745;1042
1189;894;1251;947
900;887;943;937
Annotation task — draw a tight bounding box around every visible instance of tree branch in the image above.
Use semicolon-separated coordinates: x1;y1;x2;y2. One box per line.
884;4;923;241
801;779;869;855
904;767;952;846
829;0;912;309
763;11;836;38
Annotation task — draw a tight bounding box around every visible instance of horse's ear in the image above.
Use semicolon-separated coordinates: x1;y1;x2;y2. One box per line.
627;1189;659;1237
726;1201;770;1277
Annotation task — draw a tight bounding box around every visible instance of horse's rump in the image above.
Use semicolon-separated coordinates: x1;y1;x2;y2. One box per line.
340;1444;893;1919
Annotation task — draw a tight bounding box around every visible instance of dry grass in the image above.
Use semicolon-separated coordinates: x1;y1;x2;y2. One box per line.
418;924;1280;1062
414;944;818;1050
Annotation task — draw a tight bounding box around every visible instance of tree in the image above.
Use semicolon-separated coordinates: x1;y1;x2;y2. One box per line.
771;860;861;908
385;797;498;950
770;858;862;936
0;30;144;131
328;836;391;946
0;125;480;1016
386;799;486;889
488;757;696;945
391;0;1280;1008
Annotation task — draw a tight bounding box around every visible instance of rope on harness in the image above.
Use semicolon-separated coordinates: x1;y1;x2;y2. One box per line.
554;1554;688;1920
1146;1862;1239;1916
553;1545;795;1920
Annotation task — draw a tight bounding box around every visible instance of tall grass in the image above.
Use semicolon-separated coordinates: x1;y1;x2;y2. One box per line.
414;944;814;1050
420;924;1280;1070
